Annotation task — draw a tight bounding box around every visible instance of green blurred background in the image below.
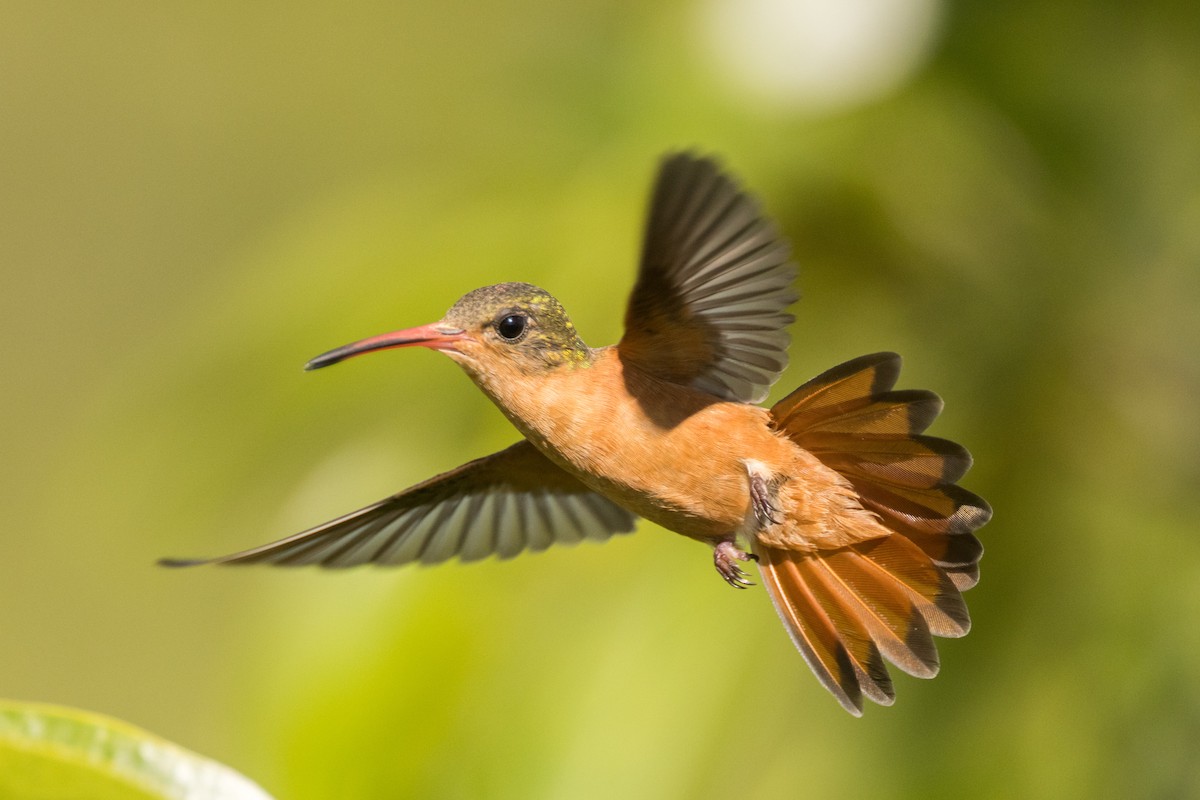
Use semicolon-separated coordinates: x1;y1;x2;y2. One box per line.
3;1;1198;798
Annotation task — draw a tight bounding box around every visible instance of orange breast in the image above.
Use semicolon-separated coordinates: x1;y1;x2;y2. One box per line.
499;348;801;541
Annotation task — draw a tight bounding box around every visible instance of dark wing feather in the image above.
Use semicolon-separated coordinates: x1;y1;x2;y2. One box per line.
160;441;637;569
618;153;797;404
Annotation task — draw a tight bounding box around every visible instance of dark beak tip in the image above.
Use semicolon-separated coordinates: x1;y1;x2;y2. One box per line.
303;353;340;371
301;322;456;373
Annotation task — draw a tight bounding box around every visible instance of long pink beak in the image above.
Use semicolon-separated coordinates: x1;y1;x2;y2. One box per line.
305;323;467;371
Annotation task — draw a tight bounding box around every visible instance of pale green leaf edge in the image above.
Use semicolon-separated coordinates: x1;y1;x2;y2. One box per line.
0;699;274;800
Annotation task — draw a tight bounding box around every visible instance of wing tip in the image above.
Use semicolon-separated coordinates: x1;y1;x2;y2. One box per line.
661;149;718;171
627;150;797;403
157;556;208;568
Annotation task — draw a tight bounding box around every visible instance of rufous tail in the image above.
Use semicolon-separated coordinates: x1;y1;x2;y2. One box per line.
758;352;991;715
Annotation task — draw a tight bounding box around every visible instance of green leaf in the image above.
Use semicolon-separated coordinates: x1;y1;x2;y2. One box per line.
0;699;273;800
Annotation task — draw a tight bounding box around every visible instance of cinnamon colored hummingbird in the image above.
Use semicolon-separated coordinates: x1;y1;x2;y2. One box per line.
163;153;990;715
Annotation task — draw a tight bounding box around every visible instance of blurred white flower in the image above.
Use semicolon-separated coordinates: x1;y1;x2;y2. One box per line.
698;0;944;112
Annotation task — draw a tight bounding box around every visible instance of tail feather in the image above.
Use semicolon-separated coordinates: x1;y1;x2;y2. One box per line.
771;352;902;420
757;539;950;708
945;563;981;592
794;556;896;706
854;480;989;536
853;535;969;638
803;431;972;487
756;545;889;716
780;389;944;437
759;353;989;712
814;550;938;678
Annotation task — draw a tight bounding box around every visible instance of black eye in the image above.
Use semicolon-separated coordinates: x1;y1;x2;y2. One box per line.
496;314;527;341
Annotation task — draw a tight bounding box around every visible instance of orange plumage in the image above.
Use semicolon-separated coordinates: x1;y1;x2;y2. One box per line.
163;153;990;715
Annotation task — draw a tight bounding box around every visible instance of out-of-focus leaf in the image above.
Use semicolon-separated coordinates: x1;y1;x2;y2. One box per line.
0;699;273;800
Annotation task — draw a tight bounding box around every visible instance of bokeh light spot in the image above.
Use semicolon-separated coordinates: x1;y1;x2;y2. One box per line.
698;0;944;112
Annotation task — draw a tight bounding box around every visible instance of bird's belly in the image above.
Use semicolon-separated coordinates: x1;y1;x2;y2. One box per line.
484;350;809;542
575;463;746;541
529;398;791;542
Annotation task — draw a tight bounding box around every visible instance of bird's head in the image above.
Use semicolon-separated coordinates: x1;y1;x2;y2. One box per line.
305;282;593;382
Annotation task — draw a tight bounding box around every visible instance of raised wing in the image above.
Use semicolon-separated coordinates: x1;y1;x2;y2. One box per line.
160;441;637;569
618;153;797;404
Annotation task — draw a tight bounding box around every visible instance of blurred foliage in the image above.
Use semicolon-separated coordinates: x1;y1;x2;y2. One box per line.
2;1;1198;799
0;699;271;799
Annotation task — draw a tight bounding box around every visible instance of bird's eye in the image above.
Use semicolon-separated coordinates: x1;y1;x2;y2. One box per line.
496;314;527;341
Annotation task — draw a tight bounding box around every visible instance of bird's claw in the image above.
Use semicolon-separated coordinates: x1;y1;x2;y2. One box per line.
750;473;782;528
714;540;756;589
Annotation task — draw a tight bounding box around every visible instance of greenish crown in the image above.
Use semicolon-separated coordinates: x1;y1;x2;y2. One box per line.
444;282;592;368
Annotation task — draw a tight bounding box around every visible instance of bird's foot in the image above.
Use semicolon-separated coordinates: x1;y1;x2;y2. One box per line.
744;460;783;529
714;540;757;589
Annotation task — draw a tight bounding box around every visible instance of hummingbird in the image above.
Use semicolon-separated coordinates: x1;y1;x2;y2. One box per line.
163;153;990;715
